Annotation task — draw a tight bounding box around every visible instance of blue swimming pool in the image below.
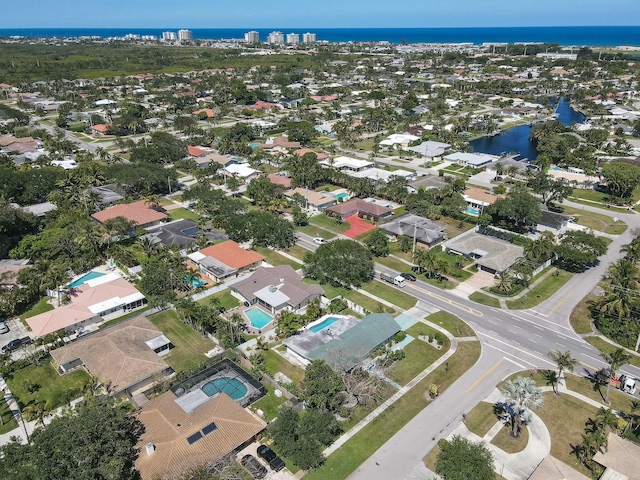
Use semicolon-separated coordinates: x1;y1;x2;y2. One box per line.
466;206;480;216
202;377;248;400
245;307;274;329
334;193;348;200
310;317;339;333
68;271;106;288
186;275;206;288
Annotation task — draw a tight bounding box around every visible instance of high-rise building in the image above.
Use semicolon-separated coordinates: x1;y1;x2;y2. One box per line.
244;31;260;43
302;32;317;44
178;29;193;41
162;31;177;40
267;31;284;44
286;33;300;45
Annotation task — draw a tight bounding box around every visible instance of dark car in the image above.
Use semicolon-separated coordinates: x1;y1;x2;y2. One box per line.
257;444;285;472
400;272;417;282
2;336;32;353
240;454;267;479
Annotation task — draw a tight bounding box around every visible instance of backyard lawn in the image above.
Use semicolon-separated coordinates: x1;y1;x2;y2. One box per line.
425;311;476;337
387;326;449;385
147;310;215;373
0;397;18;435
198;289;240;311
6;361;90;411
166;207;201;222
254;247;302;270
262;349;305;386
250;383;288;422
20;297;54;321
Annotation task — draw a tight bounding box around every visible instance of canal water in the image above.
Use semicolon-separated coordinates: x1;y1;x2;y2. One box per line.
469;98;586;161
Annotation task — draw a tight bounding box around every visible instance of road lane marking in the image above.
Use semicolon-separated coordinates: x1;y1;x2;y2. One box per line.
466;358;504;394
530;339;537;344
548;292;573;315
478;333;555;367
407;284;483;317
534;334;543;338
578;360;599;371
556;343;566;348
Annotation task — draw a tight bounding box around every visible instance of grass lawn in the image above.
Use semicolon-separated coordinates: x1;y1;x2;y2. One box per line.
387;336;447;385
254;247;302;270
536;392;597;477
250;383;288;422
0;397;18;435
506;270;573;310
423;276;456;290
20;297;53;321
584;336;640;369
425;311;476;337
564;374;634;413
361;280;417;310
198;289;240;311
297;225;337;240
377;255;414;273
304;341;481;480
166;207;201;222
491;425;528;454
465;401;497;437
284;244;310;261
6;361;90;410
304;279;397;313
569;295;596;334
147;310;215;373
561;205;628;234
262;349;305;386
309;214;351;234
469;292;501;308
99;308;153;329
423;445;440;471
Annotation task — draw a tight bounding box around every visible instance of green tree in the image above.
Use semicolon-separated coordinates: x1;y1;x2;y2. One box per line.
485;186;542;233
413;248;449;280
301;360;344;412
364;229;389;257
435;435;495;480
500;375;544;437
554;230;608;272
303;239;374;288
601;162;640;200
548;350;577;381
528;171;572;206
600;347;631;405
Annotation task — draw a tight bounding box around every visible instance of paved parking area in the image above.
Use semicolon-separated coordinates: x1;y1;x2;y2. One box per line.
236;442;297;480
0;317;30;349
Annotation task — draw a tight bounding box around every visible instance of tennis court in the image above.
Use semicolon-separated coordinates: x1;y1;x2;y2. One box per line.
343;215;376;238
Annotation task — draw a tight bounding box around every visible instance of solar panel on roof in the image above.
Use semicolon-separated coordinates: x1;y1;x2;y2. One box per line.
202;422;217;435
187;431;203;445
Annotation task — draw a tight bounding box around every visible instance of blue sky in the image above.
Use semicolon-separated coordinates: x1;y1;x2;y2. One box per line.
1;0;638;29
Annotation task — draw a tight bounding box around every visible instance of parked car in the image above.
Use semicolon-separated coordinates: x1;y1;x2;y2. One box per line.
257;444;286;471
0;322;9;334
313;237;326;245
240;454;267;479
400;272;417;282
2;336;32;353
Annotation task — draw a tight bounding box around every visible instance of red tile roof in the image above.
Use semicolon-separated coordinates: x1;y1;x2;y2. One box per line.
295;148;328;160
187;146;207;156
198;240;264;269
91;124;110;133
267;173;292;188
91;200;167;226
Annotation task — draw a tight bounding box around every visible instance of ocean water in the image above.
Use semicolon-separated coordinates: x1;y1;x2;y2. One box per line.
1;26;639;46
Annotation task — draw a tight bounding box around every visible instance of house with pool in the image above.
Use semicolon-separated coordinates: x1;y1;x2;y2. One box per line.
231;265;324;319
284;313;401;371
187;240;264;283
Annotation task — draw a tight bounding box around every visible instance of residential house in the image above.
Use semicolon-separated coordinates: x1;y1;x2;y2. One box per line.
144;219;227;249
224;163;260;181
256;136;301;152
406;140;451;160
379;133;420;149
194;153;236;169
444;152;498;168
321;156;374;172
593;433;640;480
92;200;167;228
49;316;173;395
91;124;110;135
327;198;392;221
187;240;264;282
462;187;501;215
21;201;57;218
294;148;328;160
267;173;292;189
529;456;589;480
348;167;415;182
231;265;324;313
284;187;336;210
379;214;446;247
85;185;124;206
444;229;524;275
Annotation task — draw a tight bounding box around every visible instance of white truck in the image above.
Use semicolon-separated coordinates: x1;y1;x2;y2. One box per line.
380;272;406;288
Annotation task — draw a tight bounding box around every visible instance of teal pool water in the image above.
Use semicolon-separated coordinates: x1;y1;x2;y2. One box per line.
245;307;274;329
186;275;206;288
334;193;348;200
202;377;248;400
310;317;339;333
466;206;480;216
68;271;105;288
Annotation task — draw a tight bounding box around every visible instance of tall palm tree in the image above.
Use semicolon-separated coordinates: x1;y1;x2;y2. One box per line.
600;347;632;405
501;375;544;437
595;407;618;435
413;249;449;279
543;369;560;395
548;350;577;381
621;239;640;264
43;264;70;307
596;285;638;322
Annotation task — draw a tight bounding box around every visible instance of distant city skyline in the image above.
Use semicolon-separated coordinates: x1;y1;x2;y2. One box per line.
1;0;638;29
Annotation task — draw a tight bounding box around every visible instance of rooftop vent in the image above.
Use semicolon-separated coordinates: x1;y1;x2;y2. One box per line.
146;442;155;456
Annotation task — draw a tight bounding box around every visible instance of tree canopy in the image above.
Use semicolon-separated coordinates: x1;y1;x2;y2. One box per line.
435;435;495;480
485;186;541;233
601;162;640;200
301;359;344;412
554;230;608;272
303;239;374;288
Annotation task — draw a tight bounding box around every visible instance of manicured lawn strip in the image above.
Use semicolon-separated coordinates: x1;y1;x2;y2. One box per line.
99;307;152;329
423;276;455;289
0;397;18;434
262;349;305;386
506;270;573;310
310;214;351;234
158;198;174;206
464;401;497;437
536;392;597;477
423;444;440;471
298;225;337;240
569;295;596;334
20;297;53;321
254;247;302;269
302;278;395;313
564;375;633;413
584;337;640;369
469;292;501;308
376;255;413;273
561;206;628;232
425;311;476;337
284;245;310;261
567;196;629;214
6;362;90;410
166;207;201;222
147;310;215;373
250;383;288;422
491;425;528;453
198;289;241;311
361;280;417;310
387;337;447;386
304;341;481;480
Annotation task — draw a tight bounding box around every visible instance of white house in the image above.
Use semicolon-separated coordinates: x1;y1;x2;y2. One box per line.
444;152;498;168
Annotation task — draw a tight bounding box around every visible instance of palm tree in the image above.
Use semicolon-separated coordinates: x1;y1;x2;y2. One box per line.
500;375;544;437
595;407;618;435
548;350;577;381
413;249;449;279
542;370;560;395
607;259;640;290
621;239;640;264
596;286;638;322
600;347;632;405
43;264;70;306
22;401;50;427
493;271;514;293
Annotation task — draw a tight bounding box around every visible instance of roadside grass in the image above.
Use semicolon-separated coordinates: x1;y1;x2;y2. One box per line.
254;247;302;270
283;244;309;261
166;207;201;222
536;392;597;477
425;311;476;337
564;374;633;413
567;195;629;215
376;255;414;273
303;341;481;480
464;401;497;437
310;214;350;234
491;425;528;454
423;445;440;472
583;336;640;369
158;198;174;206
569;295;596;334
262;349;305;386
250;383;288;422
387;338;444;386
303;279;395;314
561;205;628;233
147;310;215;373
197;289;240;311
469;291;501;308
506;270;573;310
422;276;455;290
0;397;18;434
5;361;90;411
20;297;53;321
297;225;337;240
361;280;417;310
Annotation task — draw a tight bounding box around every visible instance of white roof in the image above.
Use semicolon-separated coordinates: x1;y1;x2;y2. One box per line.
225;163;258;178
95;99;116;105
145;334;172;350
349;168;414;182
444;152;498;166
380;133;420;146
188;252;206;262
254;284;290;307
88;292;145;314
324;156;374;169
